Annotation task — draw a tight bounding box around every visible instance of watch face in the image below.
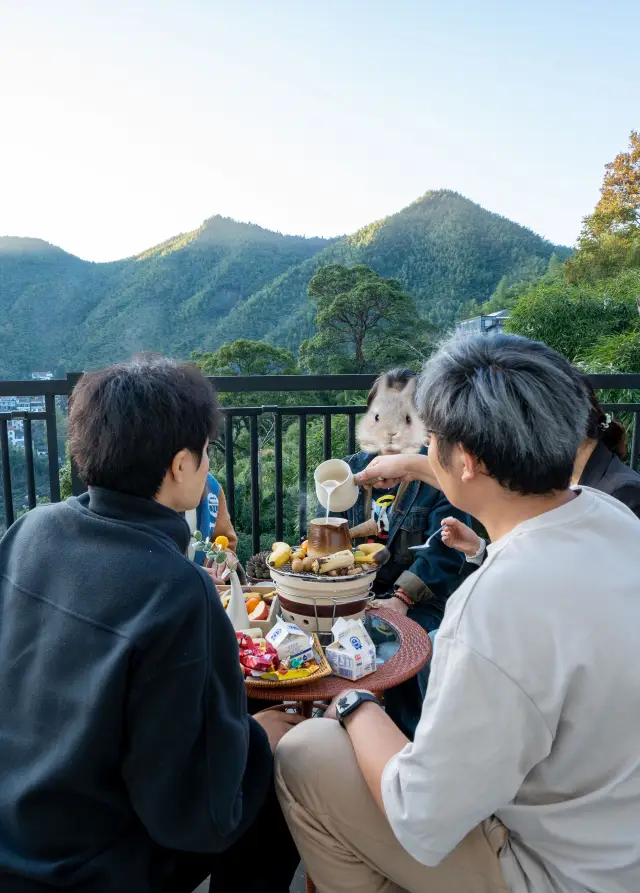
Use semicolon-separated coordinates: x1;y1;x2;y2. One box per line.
337;691;360;715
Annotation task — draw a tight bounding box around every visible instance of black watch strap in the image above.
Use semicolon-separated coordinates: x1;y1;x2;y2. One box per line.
337;691;379;727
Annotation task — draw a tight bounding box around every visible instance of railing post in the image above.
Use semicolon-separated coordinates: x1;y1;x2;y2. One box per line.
66;373;86;496
44;394;61;503
0;419;14;528
298;412;308;539
224;412;235;526
348;412;357;455
249;414;261;556
323;413;332;461
23;418;37;509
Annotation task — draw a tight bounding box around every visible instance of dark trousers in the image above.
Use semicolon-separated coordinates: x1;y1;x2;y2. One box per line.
159;781;299;893
384;603;441;740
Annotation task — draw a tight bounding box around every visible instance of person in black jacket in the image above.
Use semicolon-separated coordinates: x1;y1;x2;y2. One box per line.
572;380;640;518
0;356;302;893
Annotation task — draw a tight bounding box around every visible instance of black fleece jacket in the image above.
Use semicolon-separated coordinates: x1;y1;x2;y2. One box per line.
0;488;271;892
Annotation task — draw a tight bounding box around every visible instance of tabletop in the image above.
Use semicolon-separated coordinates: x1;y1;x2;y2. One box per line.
246;606;432;704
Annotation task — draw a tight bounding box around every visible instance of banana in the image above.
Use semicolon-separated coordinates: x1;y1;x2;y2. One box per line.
355;547;391;567
358;542;386;555
312;550;355;575
291;548;305;561
354;551;377;565
268;543;292;568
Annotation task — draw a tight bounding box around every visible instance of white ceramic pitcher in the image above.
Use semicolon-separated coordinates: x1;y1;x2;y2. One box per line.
314;458;359;513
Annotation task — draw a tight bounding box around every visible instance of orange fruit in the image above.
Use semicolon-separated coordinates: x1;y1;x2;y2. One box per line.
245;597;261;614
249;602;269;621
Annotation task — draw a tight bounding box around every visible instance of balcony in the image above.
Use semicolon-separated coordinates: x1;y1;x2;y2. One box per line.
1;372;639;560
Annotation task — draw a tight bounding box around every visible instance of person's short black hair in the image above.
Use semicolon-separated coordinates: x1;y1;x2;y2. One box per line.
69;355;219;499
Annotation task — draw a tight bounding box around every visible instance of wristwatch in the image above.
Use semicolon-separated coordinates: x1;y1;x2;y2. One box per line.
335;690;379;727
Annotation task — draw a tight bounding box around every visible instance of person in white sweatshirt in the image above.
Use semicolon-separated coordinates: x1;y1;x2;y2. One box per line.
274;332;640;893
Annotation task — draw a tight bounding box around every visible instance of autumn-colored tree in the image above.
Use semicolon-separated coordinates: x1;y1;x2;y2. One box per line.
567;131;640;282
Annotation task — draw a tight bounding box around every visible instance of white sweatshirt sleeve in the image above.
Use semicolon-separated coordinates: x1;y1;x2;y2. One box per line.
381;634;553;867
466;538;486;565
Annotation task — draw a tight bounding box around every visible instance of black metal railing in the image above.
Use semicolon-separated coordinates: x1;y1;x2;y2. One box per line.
1;373;639;555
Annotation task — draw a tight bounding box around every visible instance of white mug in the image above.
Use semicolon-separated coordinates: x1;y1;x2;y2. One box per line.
314;459;359;513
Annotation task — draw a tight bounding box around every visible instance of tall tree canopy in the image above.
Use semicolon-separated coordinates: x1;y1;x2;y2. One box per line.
192;340;297;377
300;264;430;373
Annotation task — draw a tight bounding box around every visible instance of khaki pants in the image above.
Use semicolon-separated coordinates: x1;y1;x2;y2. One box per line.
275;719;509;893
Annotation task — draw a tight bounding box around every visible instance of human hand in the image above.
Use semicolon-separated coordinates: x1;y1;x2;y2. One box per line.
440;518;482;556
370;595;410;615
254;706;306;751
354;454;416;489
203;551;238;584
322;689;376;721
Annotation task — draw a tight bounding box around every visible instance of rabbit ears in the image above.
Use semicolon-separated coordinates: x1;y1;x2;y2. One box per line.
368;369;417;406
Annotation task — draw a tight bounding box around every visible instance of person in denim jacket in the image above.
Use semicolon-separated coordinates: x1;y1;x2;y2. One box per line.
339;369;470;738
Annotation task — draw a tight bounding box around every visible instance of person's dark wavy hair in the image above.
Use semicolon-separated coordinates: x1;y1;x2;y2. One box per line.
583;378;627;460
69;354;219;499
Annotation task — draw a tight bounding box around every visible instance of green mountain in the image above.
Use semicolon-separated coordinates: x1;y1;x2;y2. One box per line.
0;218;330;377
0;191;568;377
211;191;570;350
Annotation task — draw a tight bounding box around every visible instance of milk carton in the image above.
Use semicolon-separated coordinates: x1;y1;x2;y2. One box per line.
326;618;376;680
266;620;314;663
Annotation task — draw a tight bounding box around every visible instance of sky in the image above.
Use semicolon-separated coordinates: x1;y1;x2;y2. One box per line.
0;0;638;262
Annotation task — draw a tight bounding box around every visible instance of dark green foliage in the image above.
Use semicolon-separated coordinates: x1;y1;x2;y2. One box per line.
506;272;640;362
300;264;433;372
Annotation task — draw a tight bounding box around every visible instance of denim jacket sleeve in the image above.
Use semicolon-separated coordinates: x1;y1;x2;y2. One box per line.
395;492;470;605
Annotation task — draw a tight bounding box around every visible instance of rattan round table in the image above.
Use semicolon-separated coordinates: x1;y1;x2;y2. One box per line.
246;606;432;716
248;606;432;893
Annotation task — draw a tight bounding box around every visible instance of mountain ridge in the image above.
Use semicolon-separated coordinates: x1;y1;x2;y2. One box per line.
0;192;569;378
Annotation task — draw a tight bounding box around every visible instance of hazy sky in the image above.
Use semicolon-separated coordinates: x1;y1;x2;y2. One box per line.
1;0;638;262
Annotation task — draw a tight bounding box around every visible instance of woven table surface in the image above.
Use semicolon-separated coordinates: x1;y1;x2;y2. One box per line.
246;606;432;702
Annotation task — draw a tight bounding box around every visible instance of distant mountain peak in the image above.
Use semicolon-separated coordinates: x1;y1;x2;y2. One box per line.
0;236;73;257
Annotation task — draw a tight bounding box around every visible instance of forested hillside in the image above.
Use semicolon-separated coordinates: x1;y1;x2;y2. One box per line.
0;218;330;377
0;192;565;377
209;190;567;351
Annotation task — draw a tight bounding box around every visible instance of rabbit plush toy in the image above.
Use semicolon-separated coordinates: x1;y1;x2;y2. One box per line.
340;368;468;739
357;370;428;457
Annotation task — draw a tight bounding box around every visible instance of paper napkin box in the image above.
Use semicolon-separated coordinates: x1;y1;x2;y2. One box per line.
326;618;376;681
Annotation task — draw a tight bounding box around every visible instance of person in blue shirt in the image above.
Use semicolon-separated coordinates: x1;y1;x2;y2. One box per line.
187;473;242;584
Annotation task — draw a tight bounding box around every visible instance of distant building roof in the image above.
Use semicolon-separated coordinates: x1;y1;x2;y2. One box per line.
456;310;510;335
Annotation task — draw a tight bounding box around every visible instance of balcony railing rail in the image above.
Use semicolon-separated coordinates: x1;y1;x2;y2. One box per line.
1;373;639;554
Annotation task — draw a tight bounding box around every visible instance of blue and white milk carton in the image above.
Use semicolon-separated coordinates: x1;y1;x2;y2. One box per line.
266;619;314;663
326;617;376;681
